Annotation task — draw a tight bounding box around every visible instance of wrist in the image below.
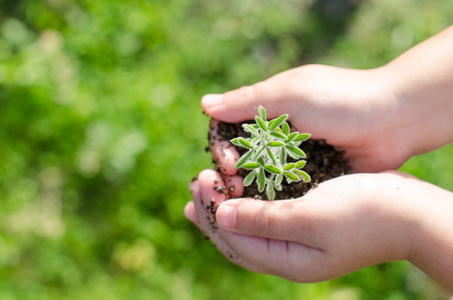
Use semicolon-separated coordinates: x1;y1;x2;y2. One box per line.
381;28;453;156
404;180;453;290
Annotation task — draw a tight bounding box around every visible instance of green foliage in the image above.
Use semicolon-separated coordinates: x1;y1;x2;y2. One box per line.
231;106;310;200
0;0;452;299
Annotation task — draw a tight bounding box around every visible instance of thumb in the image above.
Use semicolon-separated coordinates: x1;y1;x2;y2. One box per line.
215;197;307;242
202;74;298;123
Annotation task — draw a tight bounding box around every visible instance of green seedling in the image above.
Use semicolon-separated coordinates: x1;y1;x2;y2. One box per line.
231;106;311;200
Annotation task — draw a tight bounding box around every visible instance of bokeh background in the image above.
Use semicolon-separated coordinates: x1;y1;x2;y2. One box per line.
1;0;453;299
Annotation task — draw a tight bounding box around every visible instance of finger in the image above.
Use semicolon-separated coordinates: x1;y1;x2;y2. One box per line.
215;196;323;246
224;175;244;198
202;71;300;123
192;170;264;272
184;201;197;224
217;230;327;283
197;169;227;211
209;119;240;176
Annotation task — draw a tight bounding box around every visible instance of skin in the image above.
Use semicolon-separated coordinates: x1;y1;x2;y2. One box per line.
185;25;453;291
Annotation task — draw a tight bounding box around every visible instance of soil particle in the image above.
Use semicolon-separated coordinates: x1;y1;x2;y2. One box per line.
214;185;227;194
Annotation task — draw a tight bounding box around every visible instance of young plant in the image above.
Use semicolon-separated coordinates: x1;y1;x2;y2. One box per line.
231;106;311;201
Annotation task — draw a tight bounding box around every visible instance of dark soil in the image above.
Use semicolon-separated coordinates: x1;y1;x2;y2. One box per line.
210;120;352;200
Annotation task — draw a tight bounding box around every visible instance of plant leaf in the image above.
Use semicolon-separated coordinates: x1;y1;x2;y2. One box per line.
284;132;298;143
275;173;283;186
252;145;266;160
285;145;306;158
242;124;260;137
294;169;311;182
294;133;311;142
282;122;290;135
243;170;256;186
234;150;253;168
258;105;266;121
269;114;288;131
255;116;268;132
267;119;275;130
257;157;265;167
264;164;282;174
270;132;287;139
266;182;276;201
268;141;285;147
284;171;300;182
295;160;306;169
275;184;282;191
257;168;265;192
283;163;296;170
230;138;241;147
243;162;260;169
266;147;277;165
279;147;286;166
238;138;253;149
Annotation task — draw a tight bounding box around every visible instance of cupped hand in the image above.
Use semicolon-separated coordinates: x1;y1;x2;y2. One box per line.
187;170;453;285
213;171;419;282
202;64;411;173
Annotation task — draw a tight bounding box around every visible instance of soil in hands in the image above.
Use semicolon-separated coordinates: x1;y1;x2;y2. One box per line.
209;120;352;200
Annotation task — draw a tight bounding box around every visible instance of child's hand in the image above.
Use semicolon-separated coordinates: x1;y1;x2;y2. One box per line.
202;64;407;173
186;170;453;290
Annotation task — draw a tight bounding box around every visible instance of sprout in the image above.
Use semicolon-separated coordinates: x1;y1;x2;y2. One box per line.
231;106;311;200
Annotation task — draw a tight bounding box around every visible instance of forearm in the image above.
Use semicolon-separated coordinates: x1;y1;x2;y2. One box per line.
406;180;453;291
384;25;453;155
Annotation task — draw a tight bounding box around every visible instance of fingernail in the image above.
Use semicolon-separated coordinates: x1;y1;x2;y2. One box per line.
217;204;237;228
202;94;223;108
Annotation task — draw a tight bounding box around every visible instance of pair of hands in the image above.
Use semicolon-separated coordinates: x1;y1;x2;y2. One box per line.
185;42;453;289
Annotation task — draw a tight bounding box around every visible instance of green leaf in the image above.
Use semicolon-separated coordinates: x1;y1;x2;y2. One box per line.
242;124;260;137
238;138;253;149
268;141;285;147
257;157;265;167
258;105;266;121
284;171;300;182
266;147;277;165
243;162;260;169
230;138;241;147
282;122;290;135
255;116;268;132
283;163;296;170
275;173;283;186
267;119;275;130
295;160;306;169
258;168;265;192
279;147;286;166
275;184;282;191
294;169;311;182
294;133;311;142
270;132;287;139
284;132;298;143
269;114;288;131
285;146;306;158
264;164;282;174
243;170;256;186
266;182;276;201
235;150;253;168
252;145;266;160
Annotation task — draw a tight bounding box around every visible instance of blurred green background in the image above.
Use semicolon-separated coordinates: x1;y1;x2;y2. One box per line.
0;0;452;299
